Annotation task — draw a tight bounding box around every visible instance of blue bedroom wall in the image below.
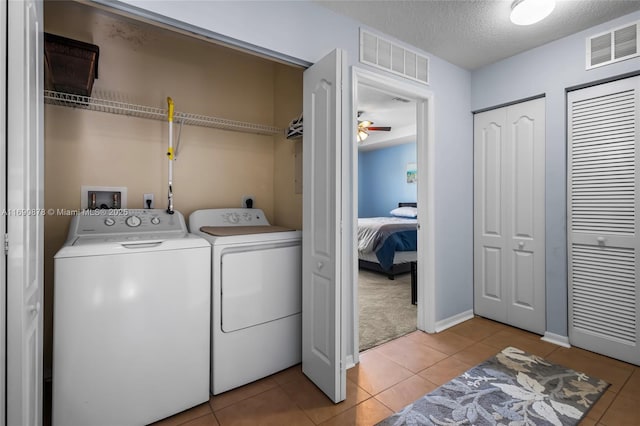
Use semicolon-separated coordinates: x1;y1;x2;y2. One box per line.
358;143;417;217
472;11;640;338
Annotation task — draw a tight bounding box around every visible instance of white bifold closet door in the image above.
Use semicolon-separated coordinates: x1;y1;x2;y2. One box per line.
474;98;546;335
568;76;640;366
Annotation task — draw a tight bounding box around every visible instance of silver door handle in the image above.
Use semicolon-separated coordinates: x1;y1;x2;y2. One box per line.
317;261;324;270
518;241;525;248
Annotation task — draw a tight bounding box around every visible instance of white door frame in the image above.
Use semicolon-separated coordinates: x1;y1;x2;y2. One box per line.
351;68;436;360
1;0;7;423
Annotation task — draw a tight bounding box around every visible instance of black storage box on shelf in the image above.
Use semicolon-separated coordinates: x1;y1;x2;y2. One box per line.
44;33;99;97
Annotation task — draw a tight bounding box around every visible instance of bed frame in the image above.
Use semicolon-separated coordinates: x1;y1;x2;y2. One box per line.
358;202;417;280
358;259;412;280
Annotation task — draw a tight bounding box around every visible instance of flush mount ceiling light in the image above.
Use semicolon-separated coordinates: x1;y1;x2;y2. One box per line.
510;0;556;26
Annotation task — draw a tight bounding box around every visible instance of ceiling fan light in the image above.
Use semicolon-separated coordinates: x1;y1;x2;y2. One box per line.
510;0;555;26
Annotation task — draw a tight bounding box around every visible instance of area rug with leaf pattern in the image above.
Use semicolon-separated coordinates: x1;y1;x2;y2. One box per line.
377;346;608;426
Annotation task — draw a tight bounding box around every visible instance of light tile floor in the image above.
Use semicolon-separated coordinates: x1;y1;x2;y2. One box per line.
152;316;639;425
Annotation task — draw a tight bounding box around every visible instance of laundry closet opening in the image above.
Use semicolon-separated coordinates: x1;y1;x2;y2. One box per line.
42;0;304;383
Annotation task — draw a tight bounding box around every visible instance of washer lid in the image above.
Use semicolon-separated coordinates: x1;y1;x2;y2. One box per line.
200;225;294;237
199;230;301;246
71;231;190;245
55;233;210;258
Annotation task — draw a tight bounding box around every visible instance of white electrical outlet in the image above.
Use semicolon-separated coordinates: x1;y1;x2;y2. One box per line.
143;193;154;209
242;195;255;208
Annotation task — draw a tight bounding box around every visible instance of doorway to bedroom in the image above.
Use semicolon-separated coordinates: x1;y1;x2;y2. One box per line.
355;80;419;352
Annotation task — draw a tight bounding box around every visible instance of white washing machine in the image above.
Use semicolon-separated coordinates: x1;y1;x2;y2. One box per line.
189;208;302;395
53;209;211;426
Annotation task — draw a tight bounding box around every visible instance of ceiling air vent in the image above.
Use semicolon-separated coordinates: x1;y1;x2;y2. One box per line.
360;29;429;85
587;21;639;70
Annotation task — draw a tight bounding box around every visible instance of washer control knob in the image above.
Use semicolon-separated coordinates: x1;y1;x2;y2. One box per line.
150;217;160;225
228;213;240;224
125;215;142;227
104;217;116;226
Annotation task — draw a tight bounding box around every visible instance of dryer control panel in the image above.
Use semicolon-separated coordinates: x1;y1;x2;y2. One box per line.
193;208;270;228
67;209;187;239
220;209;269;226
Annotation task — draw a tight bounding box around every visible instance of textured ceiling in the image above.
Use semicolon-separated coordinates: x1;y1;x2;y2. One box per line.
316;0;640;70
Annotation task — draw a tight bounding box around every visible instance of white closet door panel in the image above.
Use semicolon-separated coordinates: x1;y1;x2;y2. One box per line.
483;122;504;237
511;116;535;239
301;48;346;403
571;87;636;236
474;98;545;334
7;1;44;424
474;109;508;322
505;99;546;333
481;247;503;300
512;250;535;309
571;243;636;346
568;76;639;365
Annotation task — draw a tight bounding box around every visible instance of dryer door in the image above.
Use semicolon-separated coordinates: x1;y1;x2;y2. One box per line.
220;242;301;332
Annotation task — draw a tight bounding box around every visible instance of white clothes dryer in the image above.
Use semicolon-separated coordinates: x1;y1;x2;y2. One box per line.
189;209;302;395
53;209;211;426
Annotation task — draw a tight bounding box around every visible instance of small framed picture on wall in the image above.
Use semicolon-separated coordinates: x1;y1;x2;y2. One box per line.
406;162;417;183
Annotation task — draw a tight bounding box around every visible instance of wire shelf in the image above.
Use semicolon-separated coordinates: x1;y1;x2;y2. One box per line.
44;90;283;136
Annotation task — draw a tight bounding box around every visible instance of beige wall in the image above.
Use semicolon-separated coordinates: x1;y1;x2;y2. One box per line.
273;64;303;229
43;1;303;374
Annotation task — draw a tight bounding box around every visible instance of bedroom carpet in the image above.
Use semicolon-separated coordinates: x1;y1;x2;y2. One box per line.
376;346;609;425
359;269;417;352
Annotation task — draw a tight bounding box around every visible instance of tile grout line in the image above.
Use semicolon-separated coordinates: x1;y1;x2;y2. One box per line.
211;407;223;426
275;381;323;426
209;380;280;414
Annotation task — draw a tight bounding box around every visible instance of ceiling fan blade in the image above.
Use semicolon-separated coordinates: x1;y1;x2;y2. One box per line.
367;126;391;131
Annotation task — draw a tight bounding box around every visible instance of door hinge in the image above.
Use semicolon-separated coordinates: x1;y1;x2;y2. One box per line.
4;233;8;255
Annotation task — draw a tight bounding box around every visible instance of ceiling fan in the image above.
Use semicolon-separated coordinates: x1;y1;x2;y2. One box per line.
357;111;391;142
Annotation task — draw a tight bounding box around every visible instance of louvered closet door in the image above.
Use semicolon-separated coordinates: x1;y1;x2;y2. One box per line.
568;76;640;365
474;98;546;334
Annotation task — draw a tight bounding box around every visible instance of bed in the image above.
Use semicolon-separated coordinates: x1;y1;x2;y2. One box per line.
358;202;418;280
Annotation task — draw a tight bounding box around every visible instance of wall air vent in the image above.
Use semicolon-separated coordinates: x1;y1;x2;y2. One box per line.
587;21;639;70
360;29;429;85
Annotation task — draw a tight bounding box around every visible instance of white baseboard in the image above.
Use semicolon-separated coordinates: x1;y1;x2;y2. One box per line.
434;309;475;333
541;332;571;348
